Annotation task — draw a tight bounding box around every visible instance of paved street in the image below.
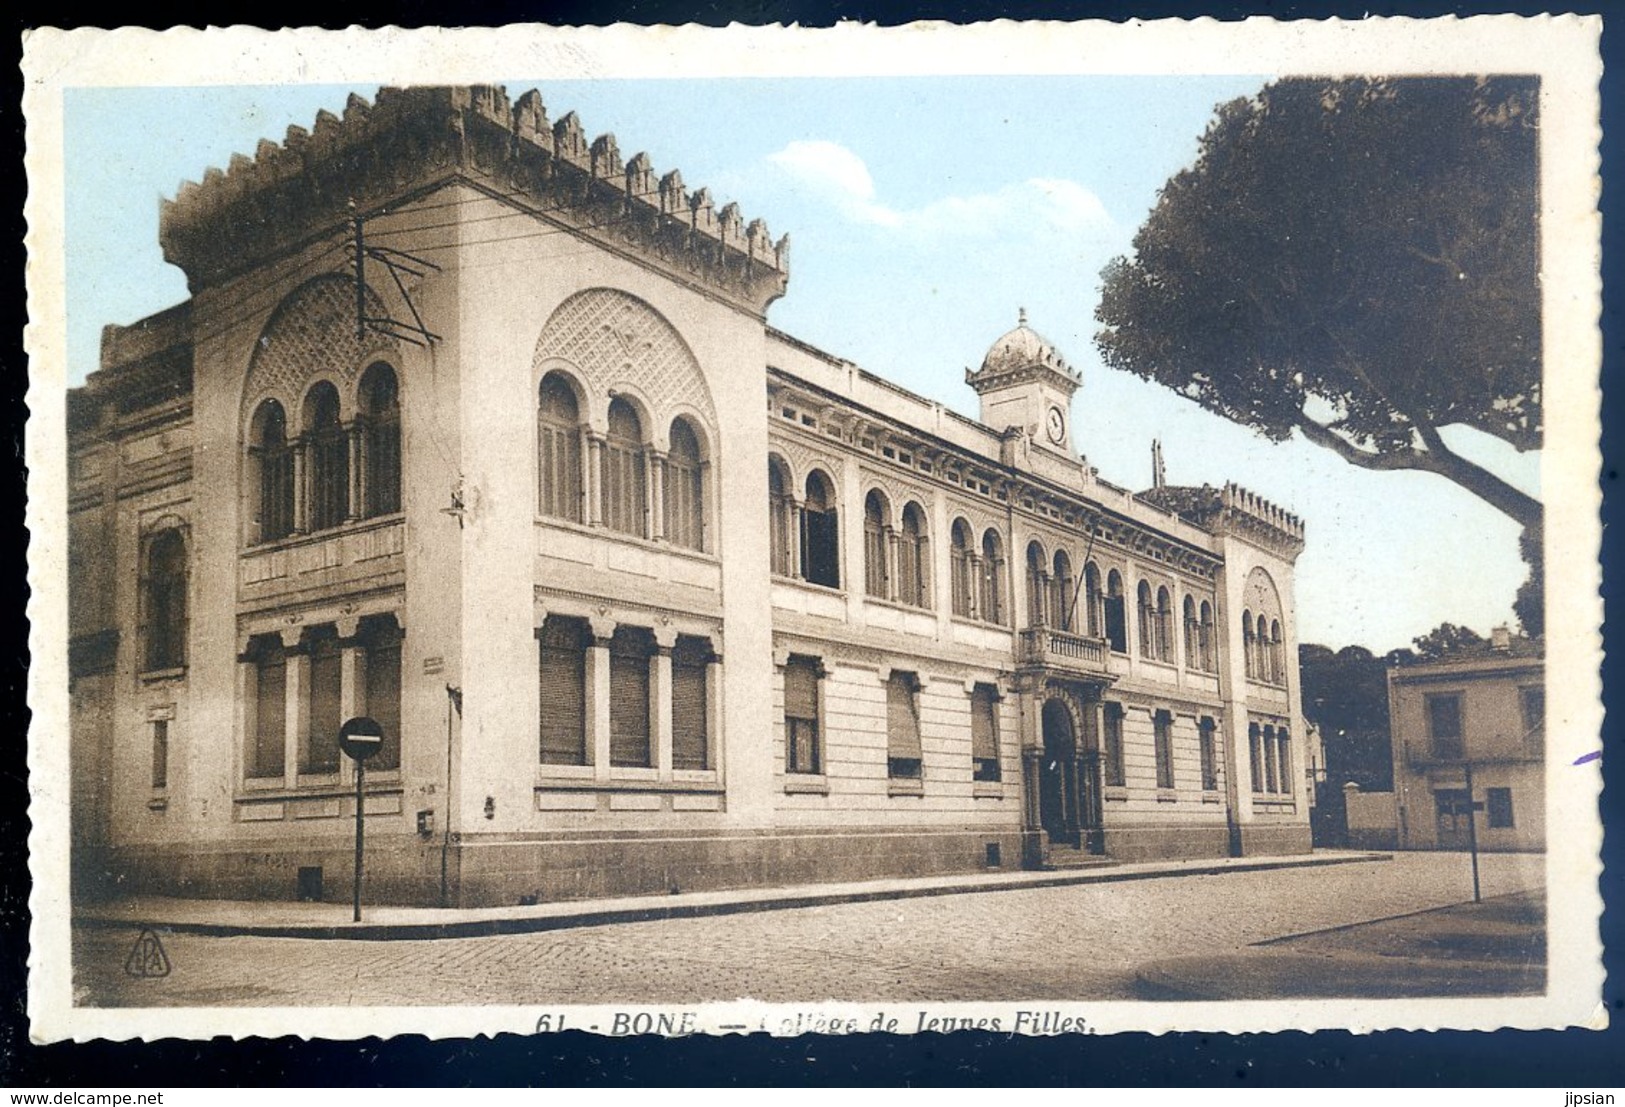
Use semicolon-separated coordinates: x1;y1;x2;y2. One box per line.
73;851;1543;1007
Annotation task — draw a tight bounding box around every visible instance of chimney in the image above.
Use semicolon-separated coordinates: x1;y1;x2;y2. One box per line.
1491;624;1512;652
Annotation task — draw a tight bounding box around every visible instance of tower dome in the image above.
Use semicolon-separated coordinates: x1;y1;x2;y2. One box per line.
976;308;1076;381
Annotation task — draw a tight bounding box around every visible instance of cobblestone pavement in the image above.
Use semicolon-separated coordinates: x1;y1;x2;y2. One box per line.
72;851;1543;1007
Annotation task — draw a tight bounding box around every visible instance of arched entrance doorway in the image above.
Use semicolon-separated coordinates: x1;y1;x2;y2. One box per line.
1039;699;1079;847
1037;692;1107;855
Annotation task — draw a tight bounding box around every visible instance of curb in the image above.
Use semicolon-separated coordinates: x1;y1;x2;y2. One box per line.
75;851;1392;942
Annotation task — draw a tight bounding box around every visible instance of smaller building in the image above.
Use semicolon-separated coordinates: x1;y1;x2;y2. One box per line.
1389;628;1544;852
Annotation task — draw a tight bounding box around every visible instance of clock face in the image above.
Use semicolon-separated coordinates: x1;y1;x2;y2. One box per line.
1045;405;1066;445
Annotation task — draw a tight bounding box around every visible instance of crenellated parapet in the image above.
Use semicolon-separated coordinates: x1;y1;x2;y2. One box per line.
1138;481;1306;560
160;85;791;314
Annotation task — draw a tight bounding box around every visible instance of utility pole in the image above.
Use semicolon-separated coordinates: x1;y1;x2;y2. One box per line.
1464;760;1482;904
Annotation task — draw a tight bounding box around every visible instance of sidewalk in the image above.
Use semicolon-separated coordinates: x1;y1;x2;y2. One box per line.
74;849;1390;941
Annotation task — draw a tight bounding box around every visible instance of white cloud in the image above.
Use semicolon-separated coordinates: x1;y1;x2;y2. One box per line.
765;140;1113;239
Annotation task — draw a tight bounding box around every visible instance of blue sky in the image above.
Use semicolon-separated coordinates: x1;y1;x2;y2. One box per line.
62;78;1541;652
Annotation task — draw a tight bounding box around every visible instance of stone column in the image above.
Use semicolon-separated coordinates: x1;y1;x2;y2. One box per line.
968;555;983;621
585;433;605;527
653;626;678;778
885;527;899;602
235;649;256;782
790;501;807;579
704;644;723;775
587;616;615;779
291;441;309;534
337;615;363;785
347;423;364;522
350;422;368;521
1019;680;1045;868
280;627;305;786
649;450;667;542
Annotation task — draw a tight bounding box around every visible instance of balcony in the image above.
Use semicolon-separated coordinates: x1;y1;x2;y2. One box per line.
1402;741;1541;769
1018;627;1113;680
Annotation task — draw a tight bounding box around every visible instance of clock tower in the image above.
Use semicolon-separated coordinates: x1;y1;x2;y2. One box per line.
965;309;1082;455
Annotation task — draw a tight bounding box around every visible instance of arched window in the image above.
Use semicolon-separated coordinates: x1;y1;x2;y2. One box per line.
950;519;975;618
359;363;401;518
1270;619;1285;685
303;381;349;532
768;458;794;576
1156;585;1174;662
863;490;891;599
1025;542;1047;626
143;528;187;672
1182;595;1198;669
665;417;705;551
1243;611;1257;679
602;398;648;537
249;400;293;544
1199;601;1215;671
538;374;584;522
1137;581;1156;659
898;503;930;609
1052;551;1074;631
980;529;1006;625
1084;562;1103;638
1104;569;1127;653
801;471;840;589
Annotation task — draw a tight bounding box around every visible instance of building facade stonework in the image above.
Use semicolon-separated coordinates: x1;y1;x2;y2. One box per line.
68;86;1311;907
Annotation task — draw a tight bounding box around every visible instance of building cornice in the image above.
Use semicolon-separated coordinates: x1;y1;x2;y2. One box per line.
158;86;790;314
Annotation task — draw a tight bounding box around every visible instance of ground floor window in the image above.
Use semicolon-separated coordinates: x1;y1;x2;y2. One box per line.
671;636;714;771
1153;709;1175;789
886;671;923;779
609;627;655;768
538;616;590;766
1102;702;1125;788
248;636;287;780
1198;716;1218;792
784;656;823;774
1486;786;1515;828
970;683;1000;782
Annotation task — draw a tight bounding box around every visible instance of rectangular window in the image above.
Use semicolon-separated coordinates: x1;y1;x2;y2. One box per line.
1102;702;1125;788
1277;730;1293;796
609;627;654;768
970;683;1000;782
303;632;342;775
1486;786;1515;828
1520;685;1545;747
1426;693;1464;759
671;636;712;772
1263;726;1279;793
1154;710;1175;790
151;718;169;790
1249;725;1264;794
886;671;923;779
1198;716;1218;792
251;639;286;779
363;616;402;772
784;656;822;774
538;617;589;766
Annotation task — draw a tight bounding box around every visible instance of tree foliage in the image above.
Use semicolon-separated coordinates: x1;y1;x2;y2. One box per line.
1409;622;1487;661
1299;642;1393;792
1096;77;1542;529
1513;523;1544;638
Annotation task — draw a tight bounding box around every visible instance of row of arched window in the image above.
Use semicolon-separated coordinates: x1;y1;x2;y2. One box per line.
246;362;402;546
1023;553;1218;673
1243;611;1287;685
538;372;709;551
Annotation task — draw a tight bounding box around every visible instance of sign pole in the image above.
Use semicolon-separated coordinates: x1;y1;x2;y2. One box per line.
1464;760;1481;904
353;755;366;923
337;716;384;925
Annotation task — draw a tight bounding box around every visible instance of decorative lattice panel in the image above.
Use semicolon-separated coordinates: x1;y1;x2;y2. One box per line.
244;274;400;416
533;289;715;426
1244;565;1283;619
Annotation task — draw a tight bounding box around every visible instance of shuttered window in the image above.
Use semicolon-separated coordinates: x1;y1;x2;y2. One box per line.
784;657;821;774
1154;710;1175;789
1199;716;1218;792
538;616;588;766
538;375;584;522
1249;724;1265;793
361;363;402;518
602;400;647;537
143;528;187;672
306;384;349;533
609;626;654;768
1276;730;1292;796
303;631;342;774
665;419;705;551
251;639;286;779
1102;702;1125;788
886;672;922;779
362;615;402;771
971;683;1000;782
672;636;712;771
